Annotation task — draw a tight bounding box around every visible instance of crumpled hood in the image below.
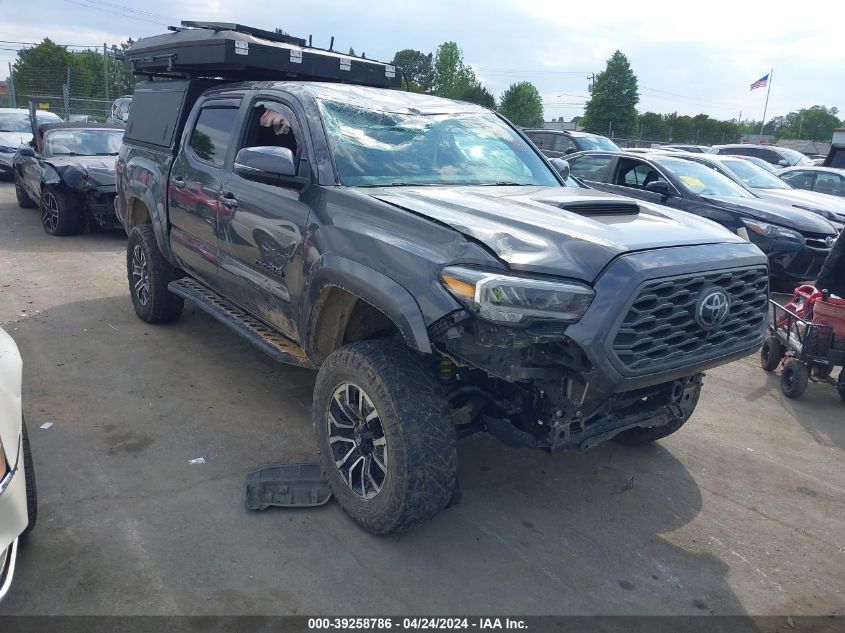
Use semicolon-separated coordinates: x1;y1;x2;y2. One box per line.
363;185;745;281
0;131;28;150
48;155;116;188
706;195;837;235
751;188;845;223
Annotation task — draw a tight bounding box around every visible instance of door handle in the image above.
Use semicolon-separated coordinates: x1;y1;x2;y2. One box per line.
171;176;186;189
219;193;239;209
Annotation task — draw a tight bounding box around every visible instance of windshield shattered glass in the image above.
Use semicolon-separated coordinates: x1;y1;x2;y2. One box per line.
318;100;560;187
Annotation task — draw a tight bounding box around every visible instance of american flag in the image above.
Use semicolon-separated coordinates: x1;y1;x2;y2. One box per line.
750;74;769;91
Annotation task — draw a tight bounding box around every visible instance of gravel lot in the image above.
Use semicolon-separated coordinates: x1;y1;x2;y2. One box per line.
0;180;843;616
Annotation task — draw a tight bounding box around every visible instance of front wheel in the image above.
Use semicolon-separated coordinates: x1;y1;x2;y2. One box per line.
126;224;184;324
313;341;458;534
21;417;37;534
41;186;83;236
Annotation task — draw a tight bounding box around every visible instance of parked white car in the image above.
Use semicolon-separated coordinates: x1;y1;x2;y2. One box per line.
0;327;36;603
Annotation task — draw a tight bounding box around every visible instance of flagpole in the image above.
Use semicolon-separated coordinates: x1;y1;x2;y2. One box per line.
759;68;773;136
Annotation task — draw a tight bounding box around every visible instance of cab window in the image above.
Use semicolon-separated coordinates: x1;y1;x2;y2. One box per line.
189;106;239;167
615;160;668;189
241;101;302;160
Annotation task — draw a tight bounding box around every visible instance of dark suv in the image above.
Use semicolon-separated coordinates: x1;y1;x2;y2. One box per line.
116;28;769;534
713;144;814;167
524;129;620;157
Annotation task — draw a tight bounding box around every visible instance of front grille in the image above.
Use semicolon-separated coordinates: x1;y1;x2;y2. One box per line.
611;267;768;374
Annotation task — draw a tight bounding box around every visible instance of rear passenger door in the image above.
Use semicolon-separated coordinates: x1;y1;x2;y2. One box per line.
169;99;241;290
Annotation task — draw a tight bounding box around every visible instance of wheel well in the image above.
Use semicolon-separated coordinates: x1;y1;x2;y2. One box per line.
309;287;402;363
125;198;151;231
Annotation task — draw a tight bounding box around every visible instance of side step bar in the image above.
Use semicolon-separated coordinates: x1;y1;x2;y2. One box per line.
168;278;313;369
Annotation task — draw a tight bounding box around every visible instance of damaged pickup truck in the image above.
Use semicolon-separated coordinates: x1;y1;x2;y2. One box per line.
116;23;769;534
14;122;124;236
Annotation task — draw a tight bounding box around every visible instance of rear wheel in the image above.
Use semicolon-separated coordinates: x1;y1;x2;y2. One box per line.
760;336;784;372
126;224;184;324
313;341;458;534
781;359;809;399
41;186;83;236
14;173;36;208
21;417;37;534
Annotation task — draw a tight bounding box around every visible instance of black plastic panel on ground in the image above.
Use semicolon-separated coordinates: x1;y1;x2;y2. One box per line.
611;267;769;374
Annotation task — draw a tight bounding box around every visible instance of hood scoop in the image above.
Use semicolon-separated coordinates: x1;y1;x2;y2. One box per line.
541;199;641;216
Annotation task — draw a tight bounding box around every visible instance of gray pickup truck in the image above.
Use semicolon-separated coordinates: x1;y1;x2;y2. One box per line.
115;76;769;533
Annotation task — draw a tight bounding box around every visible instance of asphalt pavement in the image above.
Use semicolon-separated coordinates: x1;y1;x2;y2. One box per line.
0;180;843;616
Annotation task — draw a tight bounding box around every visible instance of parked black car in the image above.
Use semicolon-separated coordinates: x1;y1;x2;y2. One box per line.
712;144;813;167
567;151;838;282
669;153;845;231
115;22;770;534
524;129;620;157
13;122;124;236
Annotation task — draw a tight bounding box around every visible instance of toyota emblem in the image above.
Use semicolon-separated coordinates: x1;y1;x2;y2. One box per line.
696;289;731;329
826;236;836;248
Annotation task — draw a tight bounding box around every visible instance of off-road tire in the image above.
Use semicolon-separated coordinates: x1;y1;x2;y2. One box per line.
127;224;184;324
760;336;784;372
781;359;809;399
14;173;36;208
614;380;701;445
313;340;458;534
21;417;37;534
41;186;83;236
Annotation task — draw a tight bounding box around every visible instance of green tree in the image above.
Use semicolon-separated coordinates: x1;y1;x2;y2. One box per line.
392;49;434;93
637;111;668;140
498;82;544;127
12;39;75;107
458;84;496;109
581;50;639;137
432;42;477;99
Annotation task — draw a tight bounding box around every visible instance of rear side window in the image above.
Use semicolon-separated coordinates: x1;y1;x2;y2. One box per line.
569;155;612;182
124;87;185;148
526;132;555;150
189;107;239;167
780;170;815;189
814;172;845;196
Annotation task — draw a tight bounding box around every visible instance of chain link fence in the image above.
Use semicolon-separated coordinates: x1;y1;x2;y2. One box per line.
3;53;136;121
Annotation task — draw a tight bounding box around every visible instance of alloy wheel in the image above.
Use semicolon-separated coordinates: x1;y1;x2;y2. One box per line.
41;192;59;233
327;382;388;500
131;245;151;306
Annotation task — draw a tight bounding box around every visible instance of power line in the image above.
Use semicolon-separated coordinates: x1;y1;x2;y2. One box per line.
57;0;172;26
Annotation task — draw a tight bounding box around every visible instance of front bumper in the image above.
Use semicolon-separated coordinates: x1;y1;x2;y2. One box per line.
84;187;121;230
746;231;832;281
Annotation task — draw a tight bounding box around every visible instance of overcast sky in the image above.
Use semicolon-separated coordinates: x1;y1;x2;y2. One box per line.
1;0;842;123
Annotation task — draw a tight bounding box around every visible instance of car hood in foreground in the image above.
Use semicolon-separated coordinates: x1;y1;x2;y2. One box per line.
46;155;116;189
364;185;747;281
751;188;845;223
704;195;837;235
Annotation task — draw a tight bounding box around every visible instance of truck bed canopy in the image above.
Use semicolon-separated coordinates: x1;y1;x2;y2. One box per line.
124;22;402;89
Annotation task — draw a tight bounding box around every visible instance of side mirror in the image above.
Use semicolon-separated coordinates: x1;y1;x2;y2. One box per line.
121;112;129;122
645;180;673;197
549;158;571;181
17;146;36;158
564;148;577;155
778;159;789;167
234;146;308;188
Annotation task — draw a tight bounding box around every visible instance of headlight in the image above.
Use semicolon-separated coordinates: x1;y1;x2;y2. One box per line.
441;266;594;324
742;219;803;242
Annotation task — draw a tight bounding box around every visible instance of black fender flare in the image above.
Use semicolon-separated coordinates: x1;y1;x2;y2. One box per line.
303;254;432;355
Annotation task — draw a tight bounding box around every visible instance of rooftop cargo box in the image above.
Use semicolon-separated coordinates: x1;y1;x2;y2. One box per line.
124;22;401;89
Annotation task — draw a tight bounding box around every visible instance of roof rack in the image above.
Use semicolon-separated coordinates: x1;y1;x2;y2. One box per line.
124;21;401;89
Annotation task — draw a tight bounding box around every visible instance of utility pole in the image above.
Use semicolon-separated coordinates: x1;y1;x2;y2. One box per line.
103;43;110;102
798;110;805;138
